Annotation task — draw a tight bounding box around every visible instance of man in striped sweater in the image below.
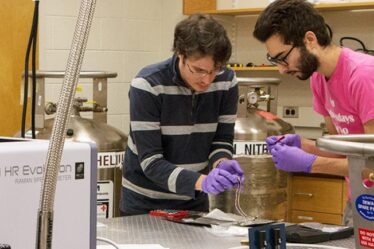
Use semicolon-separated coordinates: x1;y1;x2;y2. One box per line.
120;14;244;215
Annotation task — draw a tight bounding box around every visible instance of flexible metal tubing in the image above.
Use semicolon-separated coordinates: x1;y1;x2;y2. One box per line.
39;0;96;214
36;0;96;248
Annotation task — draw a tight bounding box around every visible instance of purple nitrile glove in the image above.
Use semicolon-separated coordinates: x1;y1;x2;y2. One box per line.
217;159;245;182
281;134;301;148
202;168;238;195
266;136;280;153
271;144;317;173
266;134;301;153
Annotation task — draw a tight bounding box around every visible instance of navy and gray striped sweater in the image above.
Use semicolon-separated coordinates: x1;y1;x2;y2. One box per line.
120;55;238;214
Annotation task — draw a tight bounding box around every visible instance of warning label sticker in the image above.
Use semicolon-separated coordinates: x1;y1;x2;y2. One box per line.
355;194;374;221
359;228;374;249
97;181;113;218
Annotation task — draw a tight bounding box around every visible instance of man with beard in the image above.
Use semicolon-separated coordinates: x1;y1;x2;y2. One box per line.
253;0;374;226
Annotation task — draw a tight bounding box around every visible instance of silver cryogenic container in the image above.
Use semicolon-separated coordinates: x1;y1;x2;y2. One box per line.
209;77;294;221
36;105;127;218
21;71;127;218
317;135;374;249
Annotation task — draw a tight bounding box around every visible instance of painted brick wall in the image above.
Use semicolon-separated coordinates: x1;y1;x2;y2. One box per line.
39;0;184;135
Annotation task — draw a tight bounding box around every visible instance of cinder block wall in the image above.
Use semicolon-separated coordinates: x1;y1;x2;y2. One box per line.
39;0;184;135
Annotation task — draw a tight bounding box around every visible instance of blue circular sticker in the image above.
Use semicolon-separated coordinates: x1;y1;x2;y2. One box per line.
355;194;374;221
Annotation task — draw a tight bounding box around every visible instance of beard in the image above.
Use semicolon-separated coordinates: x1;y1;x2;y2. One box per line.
296;46;319;80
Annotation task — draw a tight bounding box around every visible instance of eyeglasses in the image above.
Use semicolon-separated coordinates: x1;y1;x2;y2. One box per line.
186;63;225;78
266;45;296;66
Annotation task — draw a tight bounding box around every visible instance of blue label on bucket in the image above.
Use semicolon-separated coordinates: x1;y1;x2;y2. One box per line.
355;194;374;221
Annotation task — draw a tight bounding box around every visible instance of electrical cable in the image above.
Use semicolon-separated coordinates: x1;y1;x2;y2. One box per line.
340;36;367;50
235;177;257;223
21;0;39;138
325;23;333;39
96;237;120;249
340;36;374;55
235;178;248;218
31;1;39;138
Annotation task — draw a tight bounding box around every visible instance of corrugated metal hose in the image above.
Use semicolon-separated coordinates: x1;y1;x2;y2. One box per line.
36;0;97;248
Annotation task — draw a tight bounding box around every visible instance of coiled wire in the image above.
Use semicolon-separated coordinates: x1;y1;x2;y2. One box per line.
235;177;256;223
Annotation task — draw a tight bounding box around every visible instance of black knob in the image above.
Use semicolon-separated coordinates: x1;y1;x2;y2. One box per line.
66;129;74;136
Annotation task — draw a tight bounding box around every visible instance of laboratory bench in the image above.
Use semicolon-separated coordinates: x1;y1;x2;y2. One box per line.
97;215;355;249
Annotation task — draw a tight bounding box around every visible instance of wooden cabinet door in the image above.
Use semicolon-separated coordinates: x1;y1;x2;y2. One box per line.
0;1;38;136
291;210;342;225
291;176;344;214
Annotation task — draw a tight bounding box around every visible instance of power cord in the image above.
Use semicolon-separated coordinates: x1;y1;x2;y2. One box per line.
21;0;39;138
326;23;333;39
340;36;374;55
96;237;120;249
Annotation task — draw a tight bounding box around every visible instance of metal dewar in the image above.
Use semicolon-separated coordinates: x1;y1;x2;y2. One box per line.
37;100;127;218
22;71;127;218
209;77;294;221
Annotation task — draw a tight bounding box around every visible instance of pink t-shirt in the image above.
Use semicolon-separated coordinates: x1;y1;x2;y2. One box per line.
311;47;374;134
311;48;374;199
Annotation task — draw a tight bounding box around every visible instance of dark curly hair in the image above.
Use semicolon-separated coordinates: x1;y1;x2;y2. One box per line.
173;14;232;66
253;0;331;47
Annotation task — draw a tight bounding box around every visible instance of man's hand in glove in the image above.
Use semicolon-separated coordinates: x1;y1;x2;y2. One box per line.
216;159;245;182
271;143;317;173
266;134;301;152
202;168;239;195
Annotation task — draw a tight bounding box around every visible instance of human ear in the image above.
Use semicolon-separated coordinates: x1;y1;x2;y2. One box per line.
178;54;184;62
304;31;318;51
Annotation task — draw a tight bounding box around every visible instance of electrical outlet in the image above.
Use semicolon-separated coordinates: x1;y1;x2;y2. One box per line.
283;106;299;118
